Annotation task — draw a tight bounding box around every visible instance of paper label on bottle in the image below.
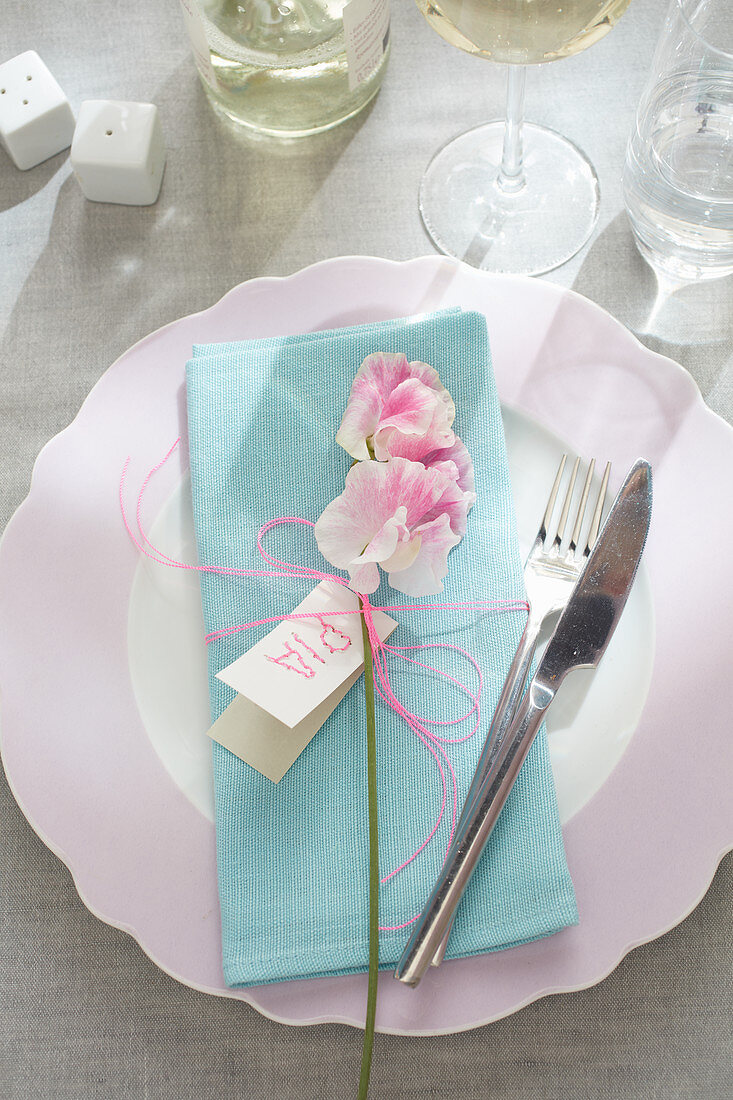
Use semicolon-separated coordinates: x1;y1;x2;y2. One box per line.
343;0;390;91
178;0;218;91
207;580;398;782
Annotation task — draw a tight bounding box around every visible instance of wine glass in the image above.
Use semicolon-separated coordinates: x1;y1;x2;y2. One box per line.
415;0;633;275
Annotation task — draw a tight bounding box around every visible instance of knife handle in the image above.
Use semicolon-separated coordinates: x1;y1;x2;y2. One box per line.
394;682;551;988
429;607;542;967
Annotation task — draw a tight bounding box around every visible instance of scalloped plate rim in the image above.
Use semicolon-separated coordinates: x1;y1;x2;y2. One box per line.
1;254;731;1035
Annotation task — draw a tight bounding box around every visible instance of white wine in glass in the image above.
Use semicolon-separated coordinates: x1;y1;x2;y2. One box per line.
415;0;633;274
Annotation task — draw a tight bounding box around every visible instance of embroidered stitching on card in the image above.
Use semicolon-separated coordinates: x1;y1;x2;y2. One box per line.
291;632;326;665
316;615;352;653
265;639;317;678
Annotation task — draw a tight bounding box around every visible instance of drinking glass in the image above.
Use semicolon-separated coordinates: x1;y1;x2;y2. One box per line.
623;0;733;285
415;0;634;275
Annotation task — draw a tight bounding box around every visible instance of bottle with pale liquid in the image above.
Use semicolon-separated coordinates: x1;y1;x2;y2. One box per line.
179;0;391;137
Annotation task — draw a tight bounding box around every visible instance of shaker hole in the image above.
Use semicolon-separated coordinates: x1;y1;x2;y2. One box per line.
22;99;28;105
106;129;113;136
26;74;32;81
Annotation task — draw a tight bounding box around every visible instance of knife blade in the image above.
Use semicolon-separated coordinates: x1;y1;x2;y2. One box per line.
394;458;653;988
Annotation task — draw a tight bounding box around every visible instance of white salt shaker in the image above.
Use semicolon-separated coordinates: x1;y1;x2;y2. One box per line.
70;100;166;206
0;50;75;170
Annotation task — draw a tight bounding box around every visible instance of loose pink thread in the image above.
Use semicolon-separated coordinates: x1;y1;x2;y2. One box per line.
121;441;528;932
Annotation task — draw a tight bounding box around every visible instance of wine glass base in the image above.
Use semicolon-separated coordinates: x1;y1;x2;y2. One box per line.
419;121;600;276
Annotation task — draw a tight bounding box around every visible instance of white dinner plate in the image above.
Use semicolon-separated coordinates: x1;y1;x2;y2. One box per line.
1;256;731;1035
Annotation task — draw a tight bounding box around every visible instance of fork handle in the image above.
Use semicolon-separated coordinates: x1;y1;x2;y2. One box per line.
429;604;544;966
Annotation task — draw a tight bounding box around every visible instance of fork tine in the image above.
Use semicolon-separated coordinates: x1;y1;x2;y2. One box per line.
568;459;595;556
538;454;567;542
552;456;580;550
584;461;611;555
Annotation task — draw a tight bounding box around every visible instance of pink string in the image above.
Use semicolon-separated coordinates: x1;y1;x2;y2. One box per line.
121;441;528;933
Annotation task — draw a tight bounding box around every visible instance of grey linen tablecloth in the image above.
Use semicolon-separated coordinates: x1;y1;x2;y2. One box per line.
1;0;731;1097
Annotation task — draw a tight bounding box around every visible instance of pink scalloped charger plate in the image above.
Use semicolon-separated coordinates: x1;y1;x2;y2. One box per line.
1;256;732;1036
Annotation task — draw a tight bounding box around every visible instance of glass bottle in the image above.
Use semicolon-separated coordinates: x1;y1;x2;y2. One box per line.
178;0;391;137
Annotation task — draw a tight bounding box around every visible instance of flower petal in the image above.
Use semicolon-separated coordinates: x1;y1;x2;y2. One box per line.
380;415;455;463
335;353;410;460
423;436;476;499
381;532;422;574
345;560;381;594
335;353;456;462
372;379;440;460
314;457;459;592
353;506;409;565
381;456;455;528
387;514;461;596
419;436;476;534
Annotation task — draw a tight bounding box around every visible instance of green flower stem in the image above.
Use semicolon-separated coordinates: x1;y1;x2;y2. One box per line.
358;600;379;1100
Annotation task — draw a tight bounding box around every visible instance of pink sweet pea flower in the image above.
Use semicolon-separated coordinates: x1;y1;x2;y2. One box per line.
314;457;464;596
336;353;456;463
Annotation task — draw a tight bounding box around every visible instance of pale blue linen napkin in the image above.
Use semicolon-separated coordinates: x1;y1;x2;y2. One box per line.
185;309;578;988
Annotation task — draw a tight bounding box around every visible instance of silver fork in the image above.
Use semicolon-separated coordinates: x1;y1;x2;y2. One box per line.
430;454;611;966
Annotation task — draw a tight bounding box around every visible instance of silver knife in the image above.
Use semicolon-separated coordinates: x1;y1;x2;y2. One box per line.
394;458;653;988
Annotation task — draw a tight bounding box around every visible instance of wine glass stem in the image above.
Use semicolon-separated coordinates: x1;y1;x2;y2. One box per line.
496;65;527;195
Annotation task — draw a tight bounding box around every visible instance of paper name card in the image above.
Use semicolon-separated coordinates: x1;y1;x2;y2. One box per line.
207;581;397;782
